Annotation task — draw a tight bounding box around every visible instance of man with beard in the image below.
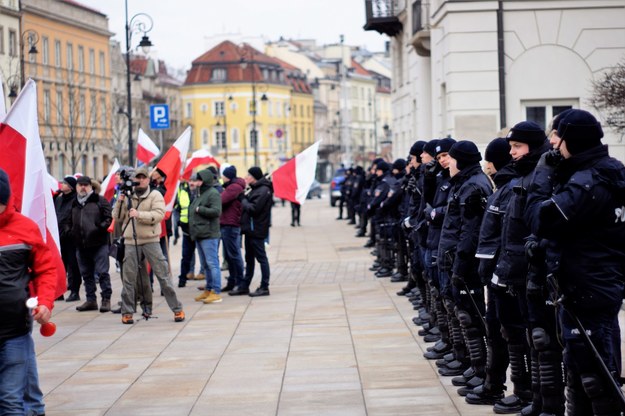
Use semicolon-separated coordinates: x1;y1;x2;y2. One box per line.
71;176;113;313
113;167;185;324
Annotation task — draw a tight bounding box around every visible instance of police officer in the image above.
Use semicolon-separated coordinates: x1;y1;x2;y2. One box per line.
367;161;397;277
532;110;625;416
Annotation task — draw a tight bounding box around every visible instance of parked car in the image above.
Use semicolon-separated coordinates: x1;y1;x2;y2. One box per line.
306;180;322;199
329;168;346;207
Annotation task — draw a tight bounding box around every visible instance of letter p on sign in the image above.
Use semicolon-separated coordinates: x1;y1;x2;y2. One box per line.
150;104;170;130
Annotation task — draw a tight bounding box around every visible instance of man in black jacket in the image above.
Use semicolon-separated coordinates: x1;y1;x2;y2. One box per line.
230;167;273;297
54;176;81;302
71;176;113;312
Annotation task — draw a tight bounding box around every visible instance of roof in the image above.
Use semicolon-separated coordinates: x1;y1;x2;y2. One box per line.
351;59;372;77
59;0;106;17
185;40;287;86
272;56;312;95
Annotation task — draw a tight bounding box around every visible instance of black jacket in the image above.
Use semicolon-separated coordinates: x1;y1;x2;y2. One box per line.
475;164;518;283
437;164;493;282
535;145;625;310
494;144;549;286
54;191;76;241
71;192;113;249
240;177;273;239
425;169;451;251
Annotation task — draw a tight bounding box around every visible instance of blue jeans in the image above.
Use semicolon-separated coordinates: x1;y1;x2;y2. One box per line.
24;352;44;416
0;333;34;415
221;226;244;288
197;238;222;294
243;235;270;289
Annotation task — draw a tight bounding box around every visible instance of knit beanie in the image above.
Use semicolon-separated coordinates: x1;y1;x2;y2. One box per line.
551;109;574;133
485;138;512;171
392;158;406;172
0;168;10;205
376;161;390;173
63;175;77;191
409;140;427;163
423;139;440;158
449;141;482;171
557;109;604;155
248;166;263;180
222;166;237;180
435;138;456;156
506;121;547;151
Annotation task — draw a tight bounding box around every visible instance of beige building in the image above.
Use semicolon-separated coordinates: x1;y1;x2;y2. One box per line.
0;0;20;107
21;0;113;179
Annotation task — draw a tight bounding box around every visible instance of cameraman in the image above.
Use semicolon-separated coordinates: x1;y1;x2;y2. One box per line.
113;166;185;324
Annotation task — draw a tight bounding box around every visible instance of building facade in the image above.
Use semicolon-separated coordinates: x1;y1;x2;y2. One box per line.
21;0;113;179
365;0;625;159
0;0;20;107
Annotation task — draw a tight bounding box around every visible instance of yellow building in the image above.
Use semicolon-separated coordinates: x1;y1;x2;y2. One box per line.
182;41;314;174
21;0;113;180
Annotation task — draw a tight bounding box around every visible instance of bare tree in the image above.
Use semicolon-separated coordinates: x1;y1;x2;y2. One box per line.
590;59;625;134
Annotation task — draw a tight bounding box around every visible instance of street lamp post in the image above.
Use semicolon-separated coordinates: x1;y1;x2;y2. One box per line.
124;0;153;166
239;45;268;168
20;29;39;88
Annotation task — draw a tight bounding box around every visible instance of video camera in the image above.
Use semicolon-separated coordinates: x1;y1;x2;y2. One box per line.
118;169;140;195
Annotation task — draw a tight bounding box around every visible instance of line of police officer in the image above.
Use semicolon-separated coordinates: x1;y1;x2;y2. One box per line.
338;109;625;416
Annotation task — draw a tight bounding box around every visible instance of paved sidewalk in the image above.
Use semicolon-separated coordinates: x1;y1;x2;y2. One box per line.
35;195;528;415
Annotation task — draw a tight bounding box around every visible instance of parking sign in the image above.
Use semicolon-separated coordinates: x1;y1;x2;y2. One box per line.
150;104;170;129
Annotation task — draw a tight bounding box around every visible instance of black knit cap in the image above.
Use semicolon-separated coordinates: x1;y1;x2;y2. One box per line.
435;138;456;156
376;161;390;173
409;140;427;162
557;109;604;155
506;121;546;150
248;166;263;180
551;109;574;132
423;139;440;158
0;168;10;205
222;166;237;180
392;158;406;172
485;138;512;171
449;141;482;170
63;175;77;190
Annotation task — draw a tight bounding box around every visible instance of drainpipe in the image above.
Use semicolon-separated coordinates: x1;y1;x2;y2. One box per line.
497;0;506;129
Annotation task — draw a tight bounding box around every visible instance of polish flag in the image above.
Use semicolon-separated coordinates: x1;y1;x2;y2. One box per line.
154;126;191;213
272;141;321;205
100;158;120;202
136;128;160;165
182;149;220;180
0;79;67;297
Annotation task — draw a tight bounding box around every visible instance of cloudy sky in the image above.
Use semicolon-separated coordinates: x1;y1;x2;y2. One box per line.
77;0;388;70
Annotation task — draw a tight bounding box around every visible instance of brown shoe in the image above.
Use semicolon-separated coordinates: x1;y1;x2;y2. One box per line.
99;299;111;313
194;273;206;281
174;310;185;322
194;290;212;302
186;272;194;280
76;300;98;311
203;292;223;304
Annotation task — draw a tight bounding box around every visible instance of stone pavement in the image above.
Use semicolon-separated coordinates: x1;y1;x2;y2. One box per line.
35;195;524;415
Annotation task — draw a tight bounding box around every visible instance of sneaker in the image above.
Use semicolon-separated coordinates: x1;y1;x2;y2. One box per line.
194;290;212;302
203;292;223;304
194;273;205;281
174;311;185;322
122;314;134;324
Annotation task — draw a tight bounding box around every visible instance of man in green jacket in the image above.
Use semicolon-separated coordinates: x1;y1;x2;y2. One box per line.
189;168;223;304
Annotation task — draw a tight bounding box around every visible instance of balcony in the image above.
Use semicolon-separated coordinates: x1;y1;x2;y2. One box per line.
409;0;430;56
363;0;403;37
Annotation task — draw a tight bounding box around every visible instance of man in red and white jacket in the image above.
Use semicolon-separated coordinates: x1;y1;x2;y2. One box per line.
0;168;57;415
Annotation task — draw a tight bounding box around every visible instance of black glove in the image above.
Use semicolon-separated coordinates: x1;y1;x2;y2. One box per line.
237;193;246;202
463;192;487;219
524;237;546;265
451;274;464;289
537;149;564;168
424;160;440;178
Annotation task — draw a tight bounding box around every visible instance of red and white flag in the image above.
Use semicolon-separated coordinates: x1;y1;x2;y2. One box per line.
154;126;191;213
272;141;321;205
182;149;220;180
100;158;120;202
0;79;66;297
136;128;160;165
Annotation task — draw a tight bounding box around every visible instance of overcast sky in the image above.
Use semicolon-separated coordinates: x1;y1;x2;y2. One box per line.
77;0;388;71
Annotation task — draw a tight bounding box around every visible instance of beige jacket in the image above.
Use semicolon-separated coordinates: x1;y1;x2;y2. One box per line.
112;188;165;245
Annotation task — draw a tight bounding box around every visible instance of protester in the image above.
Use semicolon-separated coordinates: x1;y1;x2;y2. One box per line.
230;166;273;297
290;201;301;227
189;168;223;304
71;176;113;313
0;168;57;415
54;175;81;302
219;166;245;292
